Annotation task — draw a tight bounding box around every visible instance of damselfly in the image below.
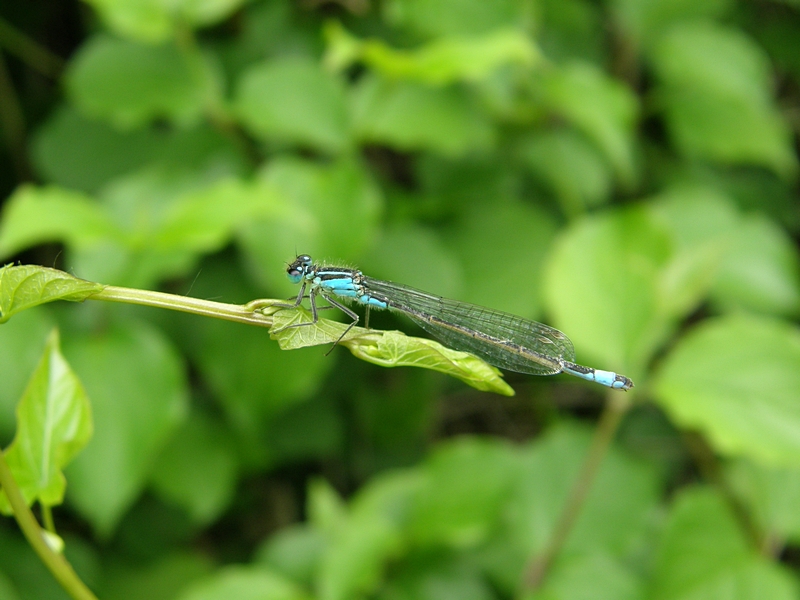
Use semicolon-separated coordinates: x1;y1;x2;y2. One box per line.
275;254;634;390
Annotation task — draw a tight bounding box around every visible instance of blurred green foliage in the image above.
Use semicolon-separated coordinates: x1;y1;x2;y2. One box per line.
1;0;800;598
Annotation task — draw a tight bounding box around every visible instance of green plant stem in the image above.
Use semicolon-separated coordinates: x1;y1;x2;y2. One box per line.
41;504;56;532
0;451;97;600
0;16;64;78
0;51;31;181
93;285;280;327
173;22;261;167
682;431;765;554
522;391;632;590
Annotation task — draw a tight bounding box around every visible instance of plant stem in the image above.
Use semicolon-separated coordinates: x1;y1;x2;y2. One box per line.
0;51;31;181
522;391;632;590
0;16;64;78
93;285;280;328
0;451;97;600
41;504;56;532
682;431;765;553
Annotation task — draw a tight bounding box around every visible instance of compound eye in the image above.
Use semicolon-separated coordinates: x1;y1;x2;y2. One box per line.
299;254;312;265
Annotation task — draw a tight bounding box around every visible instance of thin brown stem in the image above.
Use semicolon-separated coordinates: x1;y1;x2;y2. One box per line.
682;431;766;554
522;392;632;590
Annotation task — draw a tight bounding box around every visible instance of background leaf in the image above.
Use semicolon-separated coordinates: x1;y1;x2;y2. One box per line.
543;208;671;379
655;315;800;467
727;459;800;545
540;63;639;187
325;25;540;85
0;329;92;512
234;57;350;153
351;76;495;156
0;310;53;442
175;566;309;600
0;186;120;258
66;35;213;129
149;411;239;524
0;265;105;322
650;488;798;600
63;319;188;536
651;22;797;178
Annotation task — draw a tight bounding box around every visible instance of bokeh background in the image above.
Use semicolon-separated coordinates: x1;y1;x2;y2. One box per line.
1;0;800;598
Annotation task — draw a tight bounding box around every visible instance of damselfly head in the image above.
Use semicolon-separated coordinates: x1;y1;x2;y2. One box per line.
287;254;313;283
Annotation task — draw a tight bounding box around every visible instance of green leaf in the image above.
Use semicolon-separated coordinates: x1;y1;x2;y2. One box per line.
384;0;532;37
539;62;639;187
101;552;214;600
264;395;344;467
655;315;800;467
648;186;737;317
271;309;514;396
149;411;238;524
727;459;800;545
651;488;798;600
189;323;331;461
307;478;349;535
652;488;748;599
652;22;773;106
506;423;658;558
0;185;121;258
254;525;327;588
234;56;351;153
480;423;658;593
610;0;733;49
192;326;335;452
348;469;423;527
543;208;671;379
325;23;539;85
519;128;614;214
164;257;333;466
152;177;282;253
0;265;105;323
711;213;800;316
361;225;463;300
84;0;246;43
63;320;189;537
56;166;269;288
529;553;643;600
175;566;309;600
659;89;796;179
409;438;517;547
0;572;20;600
445;200;558;316
31;108;247;194
651;22;797;178
0;310;53;440
545;191;736;383
238;156;383;292
66;35;212;129
0;329;92;512
416;153;516;209
317;508;402;600
380;553;496;600
31;107;163;194
351;75;495;156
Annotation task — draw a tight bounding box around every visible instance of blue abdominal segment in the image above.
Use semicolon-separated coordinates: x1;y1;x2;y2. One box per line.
562;363;630;389
359;295;388;309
